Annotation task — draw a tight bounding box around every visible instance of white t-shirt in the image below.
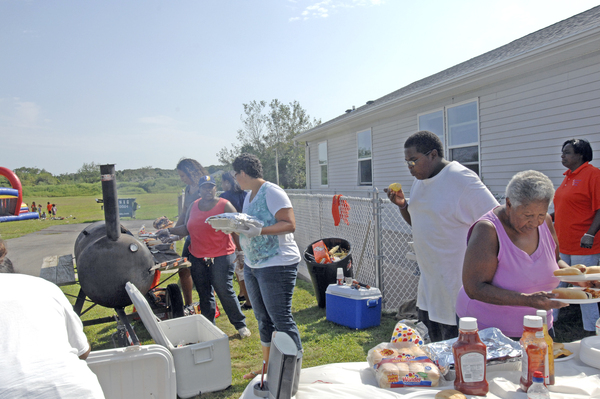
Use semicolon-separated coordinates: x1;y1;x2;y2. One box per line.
241;182;301;268
0;274;105;399
409;161;499;326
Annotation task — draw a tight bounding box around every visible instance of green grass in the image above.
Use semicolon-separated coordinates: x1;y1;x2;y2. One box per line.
0;193;181;239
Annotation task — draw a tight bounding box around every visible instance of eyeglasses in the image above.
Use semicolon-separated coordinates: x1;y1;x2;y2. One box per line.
405;150;432;167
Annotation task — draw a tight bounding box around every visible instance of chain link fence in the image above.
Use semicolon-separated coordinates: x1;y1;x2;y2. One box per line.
288;190;418;312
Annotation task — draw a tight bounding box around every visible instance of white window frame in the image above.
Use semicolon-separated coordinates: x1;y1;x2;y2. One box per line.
446;99;480;174
417;99;481;174
318;141;328;186
418;108;445;157
356;128;373;186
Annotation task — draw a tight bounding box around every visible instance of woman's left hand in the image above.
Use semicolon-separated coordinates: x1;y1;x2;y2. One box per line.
581;233;594;249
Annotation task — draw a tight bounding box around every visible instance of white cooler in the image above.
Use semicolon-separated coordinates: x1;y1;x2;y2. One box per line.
87;344;177;399
126;282;232;398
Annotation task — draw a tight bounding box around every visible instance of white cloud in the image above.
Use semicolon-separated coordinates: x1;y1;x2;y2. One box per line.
289;0;384;21
0;98;45;129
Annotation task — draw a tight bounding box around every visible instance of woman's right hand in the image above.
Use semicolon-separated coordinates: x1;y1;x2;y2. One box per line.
525;291;569;310
384;187;407;208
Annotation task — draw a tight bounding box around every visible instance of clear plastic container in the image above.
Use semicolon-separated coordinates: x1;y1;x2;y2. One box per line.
527;370;550;398
536;310;554;385
452;317;489;396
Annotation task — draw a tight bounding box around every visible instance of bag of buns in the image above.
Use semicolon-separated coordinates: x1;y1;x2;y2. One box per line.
368;342;441;388
391;321;425;346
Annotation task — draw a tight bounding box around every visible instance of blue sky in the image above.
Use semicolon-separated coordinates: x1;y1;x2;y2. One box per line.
1;0;598;174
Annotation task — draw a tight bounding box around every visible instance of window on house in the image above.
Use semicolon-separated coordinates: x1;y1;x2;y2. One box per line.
357;129;372;185
447;101;479;175
418;110;444;151
417;100;480;175
318;141;328;186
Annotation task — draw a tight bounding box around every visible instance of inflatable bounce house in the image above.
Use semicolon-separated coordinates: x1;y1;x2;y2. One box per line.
0;167;39;223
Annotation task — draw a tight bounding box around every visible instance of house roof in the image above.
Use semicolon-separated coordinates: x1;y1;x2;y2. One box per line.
297;5;600;140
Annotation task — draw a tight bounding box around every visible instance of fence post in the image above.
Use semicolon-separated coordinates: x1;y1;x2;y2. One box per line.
372;188;383;296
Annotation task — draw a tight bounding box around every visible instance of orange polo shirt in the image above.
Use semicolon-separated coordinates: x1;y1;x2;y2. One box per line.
554;162;600;255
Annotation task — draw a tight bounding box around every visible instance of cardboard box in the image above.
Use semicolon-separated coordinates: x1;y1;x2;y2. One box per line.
87;344;176;399
326;284;382;329
126;282;232;398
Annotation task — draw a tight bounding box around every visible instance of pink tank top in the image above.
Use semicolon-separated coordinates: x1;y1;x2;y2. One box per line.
456;208;560;337
187;198;235;258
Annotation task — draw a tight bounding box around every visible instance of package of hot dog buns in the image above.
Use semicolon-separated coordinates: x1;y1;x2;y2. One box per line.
367;342;441;388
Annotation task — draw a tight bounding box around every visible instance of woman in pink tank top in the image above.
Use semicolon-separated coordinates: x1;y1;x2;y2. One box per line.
456;170;569;338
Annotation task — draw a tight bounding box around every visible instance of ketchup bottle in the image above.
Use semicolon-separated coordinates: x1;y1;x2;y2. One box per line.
452;317;489;396
520;315;548;392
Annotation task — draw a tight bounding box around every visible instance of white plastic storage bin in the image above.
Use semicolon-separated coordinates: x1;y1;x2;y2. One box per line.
126;282;232;398
87;344;176;399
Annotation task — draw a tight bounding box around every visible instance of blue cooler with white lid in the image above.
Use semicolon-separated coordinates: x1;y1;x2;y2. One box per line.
325;284;382;329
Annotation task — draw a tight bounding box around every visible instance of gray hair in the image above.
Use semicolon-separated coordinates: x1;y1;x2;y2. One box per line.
505;170;554;207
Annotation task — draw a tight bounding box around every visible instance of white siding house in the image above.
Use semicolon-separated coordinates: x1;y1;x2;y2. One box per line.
296;6;600;198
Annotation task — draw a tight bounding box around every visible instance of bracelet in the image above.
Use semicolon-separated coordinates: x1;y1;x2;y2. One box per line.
399;201;408;210
236;250;244;256
584;233;595;238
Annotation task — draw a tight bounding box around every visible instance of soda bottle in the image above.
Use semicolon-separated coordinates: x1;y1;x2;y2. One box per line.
520;315;548;391
527;371;550;398
452;317;489;396
536;310;554;385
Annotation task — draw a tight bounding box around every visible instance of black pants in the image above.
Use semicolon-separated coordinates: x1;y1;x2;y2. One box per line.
419;308;458;342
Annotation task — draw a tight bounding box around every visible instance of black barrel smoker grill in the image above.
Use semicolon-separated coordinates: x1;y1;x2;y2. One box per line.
73;164;183;343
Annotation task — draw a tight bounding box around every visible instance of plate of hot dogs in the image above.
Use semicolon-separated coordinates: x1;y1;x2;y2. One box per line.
550;287;600;304
553;264;600;282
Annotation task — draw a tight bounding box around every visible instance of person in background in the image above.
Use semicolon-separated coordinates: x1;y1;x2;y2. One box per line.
0;238;104;398
158;176;251;338
31;201;37;213
47;201;52;215
220;171;251;309
456;170;568;339
232;153;303;379
52;204;57;216
175;158;208;312
553;138;600;335
386;131;498;342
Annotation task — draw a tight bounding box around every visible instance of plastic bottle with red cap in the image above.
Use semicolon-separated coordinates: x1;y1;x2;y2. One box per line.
527;371;550;398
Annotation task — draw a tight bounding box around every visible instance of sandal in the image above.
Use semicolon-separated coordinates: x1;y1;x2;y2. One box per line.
243;370;262;380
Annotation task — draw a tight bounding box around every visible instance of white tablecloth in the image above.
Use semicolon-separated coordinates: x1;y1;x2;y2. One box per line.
240;342;600;398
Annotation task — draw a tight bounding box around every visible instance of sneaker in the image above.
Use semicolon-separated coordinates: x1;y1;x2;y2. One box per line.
238;327;251;339
183;305;196;316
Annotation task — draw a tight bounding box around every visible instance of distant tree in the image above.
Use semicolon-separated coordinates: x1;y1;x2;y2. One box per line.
218;99;319;188
13;167;56;186
75;162;101;184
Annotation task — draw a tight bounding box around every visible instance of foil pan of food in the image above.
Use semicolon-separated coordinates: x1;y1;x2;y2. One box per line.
205;212;264;234
425;327;522;376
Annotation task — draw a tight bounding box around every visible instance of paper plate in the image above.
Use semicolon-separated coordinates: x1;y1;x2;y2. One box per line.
402;390;442;398
554;352;575;362
550;287;600;304
556;274;600;282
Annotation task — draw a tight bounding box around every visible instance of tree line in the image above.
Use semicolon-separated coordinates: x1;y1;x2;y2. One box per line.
3;99;317;194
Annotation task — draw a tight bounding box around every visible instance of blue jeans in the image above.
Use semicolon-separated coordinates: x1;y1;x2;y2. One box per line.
244;263;302;351
189;253;246;330
555;253;600;331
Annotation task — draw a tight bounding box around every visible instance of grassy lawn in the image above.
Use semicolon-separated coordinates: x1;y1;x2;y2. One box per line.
0;192;180;239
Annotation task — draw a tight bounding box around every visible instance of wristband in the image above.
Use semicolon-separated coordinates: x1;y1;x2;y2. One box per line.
399;201;408;210
584;233;595;238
